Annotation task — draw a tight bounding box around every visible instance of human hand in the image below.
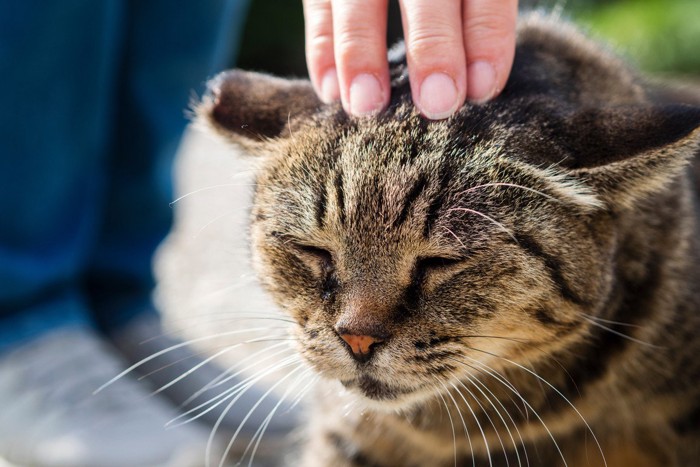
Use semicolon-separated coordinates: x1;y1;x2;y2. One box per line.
303;0;518;119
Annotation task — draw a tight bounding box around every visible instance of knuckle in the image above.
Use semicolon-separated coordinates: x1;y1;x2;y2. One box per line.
464;14;516;60
334;31;381;65
408;29;461;58
307;32;334;52
330;0;387;66
465;11;516;42
306;40;334;70
304;8;333;41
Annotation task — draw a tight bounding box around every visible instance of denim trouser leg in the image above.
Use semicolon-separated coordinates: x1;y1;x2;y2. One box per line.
0;0;248;350
84;0;249;333
0;1;126;351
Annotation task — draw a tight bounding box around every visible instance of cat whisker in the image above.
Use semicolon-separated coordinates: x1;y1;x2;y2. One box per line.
466;348;607;467
447;356;528;420
434;379;460;467
577;312;642;329
133;341;263;383
445;380;476;467
448;380;494;467
193;208;252;238
476;355;568;467
439;225;469;251
455;182;561;205
240;366;313;467
457;334;534;344
580;315;663;348
445;381;476;467
287;111;295;142
181;343;298;406
169;353;302;430
465;375;530;467
192;283;266;301
455;334;580;395
446;207;518;244
178;357;298;424
214;363;306;467
459;377;520;467
166;311;297;326
148;336;293;398
341;395;363;418
185;354;303;435
458;381;509;465
133;332;293;379
94;327;287;394
161;318;295;335
170;182;257;207
133;321;290;345
287;373;319;411
459;355;567;466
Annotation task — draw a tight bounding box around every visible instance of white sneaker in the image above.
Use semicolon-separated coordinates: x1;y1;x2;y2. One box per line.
110;315;301;464
0;327;224;467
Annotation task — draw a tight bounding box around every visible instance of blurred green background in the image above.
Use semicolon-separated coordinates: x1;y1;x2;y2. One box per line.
237;0;699;80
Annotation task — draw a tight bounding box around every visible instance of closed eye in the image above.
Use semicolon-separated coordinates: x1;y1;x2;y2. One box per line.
413;256;466;290
292;244;338;299
415;256;464;271
293;244;334;272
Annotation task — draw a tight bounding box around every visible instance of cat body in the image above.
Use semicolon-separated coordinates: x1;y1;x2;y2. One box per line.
199;13;700;466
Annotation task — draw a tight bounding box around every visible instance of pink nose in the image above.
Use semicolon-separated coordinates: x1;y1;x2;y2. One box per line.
338;334;384;361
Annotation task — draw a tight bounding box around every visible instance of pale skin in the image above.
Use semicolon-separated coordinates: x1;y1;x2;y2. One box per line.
303;0;518;119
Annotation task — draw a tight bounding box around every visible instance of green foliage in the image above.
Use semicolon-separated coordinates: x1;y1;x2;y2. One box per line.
572;0;700;76
236;0;306;77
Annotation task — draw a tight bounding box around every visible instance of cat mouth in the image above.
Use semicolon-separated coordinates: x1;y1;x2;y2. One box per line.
340;375;414;401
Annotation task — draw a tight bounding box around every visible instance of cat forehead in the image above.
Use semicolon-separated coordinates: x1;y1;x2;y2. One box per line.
284;100;544;173
270;108;599;213
282;107;462;177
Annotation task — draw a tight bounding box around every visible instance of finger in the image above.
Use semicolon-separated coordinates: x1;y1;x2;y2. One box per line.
399;0;467;120
303;0;339;103
463;0;518;102
331;0;390;116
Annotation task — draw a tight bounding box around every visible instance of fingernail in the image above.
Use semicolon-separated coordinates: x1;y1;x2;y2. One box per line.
467;61;497;102
349;73;384;116
321;68;339;103
418;72;460;120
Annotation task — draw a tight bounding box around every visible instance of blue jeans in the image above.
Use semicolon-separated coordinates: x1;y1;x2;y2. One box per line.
0;0;248;350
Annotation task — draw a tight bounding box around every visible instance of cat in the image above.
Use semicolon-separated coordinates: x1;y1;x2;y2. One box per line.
197;12;700;467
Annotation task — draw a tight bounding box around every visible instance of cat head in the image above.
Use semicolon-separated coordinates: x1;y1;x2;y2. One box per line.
198;13;700;409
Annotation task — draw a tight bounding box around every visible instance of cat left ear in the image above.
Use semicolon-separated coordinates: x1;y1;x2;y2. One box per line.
566;104;700;209
196;70;323;152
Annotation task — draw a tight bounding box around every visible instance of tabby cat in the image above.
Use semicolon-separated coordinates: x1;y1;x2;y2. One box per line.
198;13;700;467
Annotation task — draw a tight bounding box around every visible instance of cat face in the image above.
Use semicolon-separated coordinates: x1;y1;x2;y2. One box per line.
245;109;611;408
199;14;700;410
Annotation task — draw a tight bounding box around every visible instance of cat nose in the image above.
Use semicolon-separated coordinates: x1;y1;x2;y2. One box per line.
336;331;385;363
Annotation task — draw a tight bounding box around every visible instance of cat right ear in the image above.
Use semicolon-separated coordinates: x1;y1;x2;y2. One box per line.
564;104;700;209
196;70;323;152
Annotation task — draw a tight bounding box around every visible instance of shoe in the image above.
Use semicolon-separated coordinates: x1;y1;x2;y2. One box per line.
110;314;302;464
0;327;223;467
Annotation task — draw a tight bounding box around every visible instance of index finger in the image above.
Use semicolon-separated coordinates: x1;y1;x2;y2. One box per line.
303;0;340;103
331;0;390;116
463;0;518;102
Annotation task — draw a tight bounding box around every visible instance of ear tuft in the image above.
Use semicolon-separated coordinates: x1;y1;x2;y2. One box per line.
569;104;700;209
196;70;322;150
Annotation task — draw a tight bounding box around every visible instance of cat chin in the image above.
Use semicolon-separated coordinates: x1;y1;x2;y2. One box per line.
337;376;436;413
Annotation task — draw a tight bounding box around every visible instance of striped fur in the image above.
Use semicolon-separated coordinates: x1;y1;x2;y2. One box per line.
201;13;700;467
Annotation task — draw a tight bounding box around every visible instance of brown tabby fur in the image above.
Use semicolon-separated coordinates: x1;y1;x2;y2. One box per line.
198;13;700;467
